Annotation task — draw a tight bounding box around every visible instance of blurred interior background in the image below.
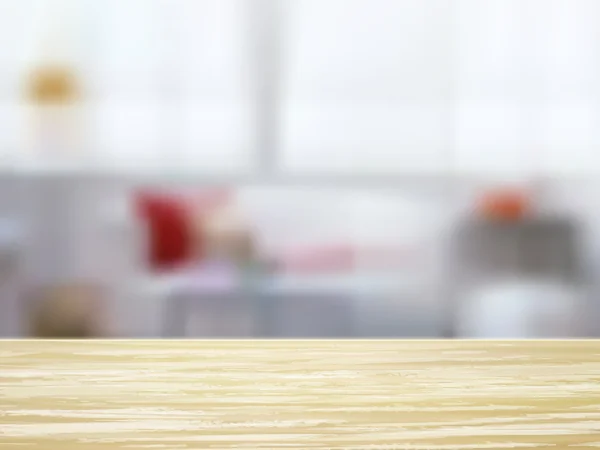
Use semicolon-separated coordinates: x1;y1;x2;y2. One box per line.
1;0;600;338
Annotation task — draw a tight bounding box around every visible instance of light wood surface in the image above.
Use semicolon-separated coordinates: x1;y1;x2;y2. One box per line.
1;340;600;449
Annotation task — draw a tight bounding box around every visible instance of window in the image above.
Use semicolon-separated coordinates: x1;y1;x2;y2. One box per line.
2;0;600;176
280;0;455;175
92;0;255;172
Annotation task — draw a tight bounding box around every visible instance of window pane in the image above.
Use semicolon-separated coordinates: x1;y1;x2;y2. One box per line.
540;0;600;175
455;0;546;176
89;0;165;168
92;0;164;93
176;0;255;172
455;0;600;177
91;0;255;172
93;101;163;168
280;0;455;174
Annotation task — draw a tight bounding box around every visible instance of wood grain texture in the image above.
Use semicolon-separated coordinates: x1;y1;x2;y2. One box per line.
1;340;600;449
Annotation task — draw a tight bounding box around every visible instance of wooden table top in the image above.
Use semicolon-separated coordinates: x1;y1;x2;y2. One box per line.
1;340;600;449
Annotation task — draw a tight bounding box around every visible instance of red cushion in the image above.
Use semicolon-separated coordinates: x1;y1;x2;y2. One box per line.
135;192;194;272
134;188;233;273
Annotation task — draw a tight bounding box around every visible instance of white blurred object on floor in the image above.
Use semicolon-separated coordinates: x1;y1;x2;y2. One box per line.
457;278;585;338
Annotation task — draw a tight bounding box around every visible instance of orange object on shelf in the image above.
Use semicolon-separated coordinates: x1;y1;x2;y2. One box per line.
477;189;531;221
